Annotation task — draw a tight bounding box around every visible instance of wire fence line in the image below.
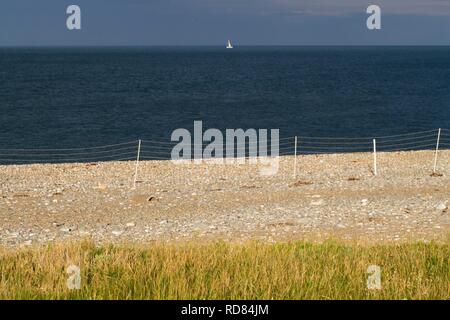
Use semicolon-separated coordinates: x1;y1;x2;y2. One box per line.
0;128;448;164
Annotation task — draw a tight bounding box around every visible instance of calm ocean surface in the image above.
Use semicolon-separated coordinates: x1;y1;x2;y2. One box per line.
0;46;449;151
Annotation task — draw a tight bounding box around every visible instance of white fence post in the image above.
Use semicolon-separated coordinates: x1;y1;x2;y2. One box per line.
373;139;377;175
433;128;441;173
293;136;298;178
133;139;141;189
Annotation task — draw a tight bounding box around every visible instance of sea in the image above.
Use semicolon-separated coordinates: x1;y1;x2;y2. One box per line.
0;46;449;162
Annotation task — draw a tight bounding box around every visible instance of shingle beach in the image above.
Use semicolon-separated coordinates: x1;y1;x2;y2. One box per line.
0;150;448;247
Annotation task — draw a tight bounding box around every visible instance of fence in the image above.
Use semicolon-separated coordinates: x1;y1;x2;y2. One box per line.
0;129;449;184
0;128;448;162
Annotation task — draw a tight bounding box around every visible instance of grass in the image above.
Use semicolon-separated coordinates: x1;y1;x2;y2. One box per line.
0;240;448;300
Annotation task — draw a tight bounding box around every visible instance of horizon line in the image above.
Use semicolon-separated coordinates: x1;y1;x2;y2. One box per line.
1;44;450;48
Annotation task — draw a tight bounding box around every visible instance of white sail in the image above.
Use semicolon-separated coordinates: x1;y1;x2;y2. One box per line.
226;40;233;49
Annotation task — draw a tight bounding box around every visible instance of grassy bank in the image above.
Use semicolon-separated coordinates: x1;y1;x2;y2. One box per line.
0;240;448;300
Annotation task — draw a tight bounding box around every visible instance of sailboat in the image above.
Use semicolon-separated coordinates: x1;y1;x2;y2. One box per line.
226;40;233;49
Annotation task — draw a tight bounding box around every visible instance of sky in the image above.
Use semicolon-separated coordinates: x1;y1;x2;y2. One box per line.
1;0;450;46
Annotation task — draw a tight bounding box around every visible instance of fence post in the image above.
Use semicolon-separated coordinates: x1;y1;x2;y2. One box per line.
133;139;141;189
293;136;298;178
433;128;441;173
373;139;377;175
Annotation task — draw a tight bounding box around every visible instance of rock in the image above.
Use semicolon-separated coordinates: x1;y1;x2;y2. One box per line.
22;240;32;246
435;202;447;211
126;222;135;228
361;199;369;206
97;183;107;190
131;194;155;203
291;180;313;187
311;199;324;206
112;230;124;236
430;172;443;177
297;218;313;225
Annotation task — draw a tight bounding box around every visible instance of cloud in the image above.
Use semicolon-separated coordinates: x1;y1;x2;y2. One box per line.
184;0;450;17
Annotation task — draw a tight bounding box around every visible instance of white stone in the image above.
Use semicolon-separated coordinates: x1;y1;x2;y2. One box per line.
311;199;324;206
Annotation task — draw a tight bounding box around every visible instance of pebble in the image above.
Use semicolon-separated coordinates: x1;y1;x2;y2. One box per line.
435;202;447;211
311;199;324;206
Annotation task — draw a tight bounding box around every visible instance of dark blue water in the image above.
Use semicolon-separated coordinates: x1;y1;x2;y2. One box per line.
0;46;449;162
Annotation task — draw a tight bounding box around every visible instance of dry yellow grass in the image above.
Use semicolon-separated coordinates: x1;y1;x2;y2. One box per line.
0;240;448;300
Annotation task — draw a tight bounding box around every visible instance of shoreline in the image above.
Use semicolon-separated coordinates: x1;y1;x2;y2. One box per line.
0;150;449;248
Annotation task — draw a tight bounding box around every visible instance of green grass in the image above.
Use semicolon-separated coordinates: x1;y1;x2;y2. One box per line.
0;240;448;299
